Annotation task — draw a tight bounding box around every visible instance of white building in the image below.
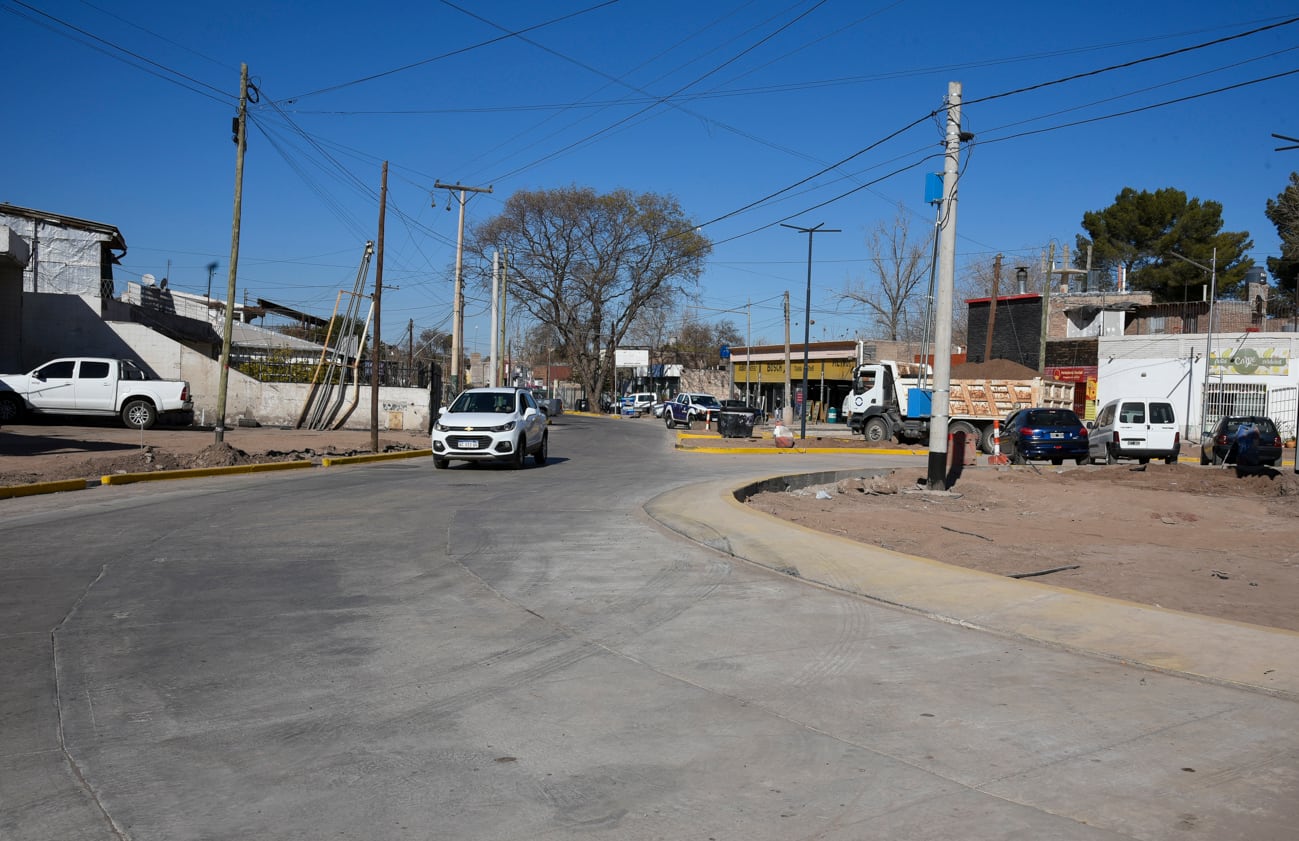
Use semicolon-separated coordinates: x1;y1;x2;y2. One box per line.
1097;332;1299;441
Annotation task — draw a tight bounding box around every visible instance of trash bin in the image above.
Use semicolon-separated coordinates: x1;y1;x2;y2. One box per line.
718;409;756;438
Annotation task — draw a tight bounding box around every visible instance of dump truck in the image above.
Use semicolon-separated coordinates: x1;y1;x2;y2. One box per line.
841;360;1073;453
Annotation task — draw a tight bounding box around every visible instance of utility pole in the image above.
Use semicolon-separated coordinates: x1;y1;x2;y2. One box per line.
434;181;493;396
781;222;839;440
1037;241;1056;373
984;253;1002;363
407;318;414;377
490;251;500;387
215;63;249;445
499;247;509;387
926;80;963;491
370;161;387;454
782;290;792;426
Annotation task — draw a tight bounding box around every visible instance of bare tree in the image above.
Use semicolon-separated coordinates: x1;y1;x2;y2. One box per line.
841;206;933;341
470;186;710;400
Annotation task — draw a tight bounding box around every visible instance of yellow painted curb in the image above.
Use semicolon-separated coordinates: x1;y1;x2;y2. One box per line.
682;446;897;455
101;460;315;485
321;448;432;467
0;478;91;499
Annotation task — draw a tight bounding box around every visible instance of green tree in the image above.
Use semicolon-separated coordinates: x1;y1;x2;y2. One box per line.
1074;187;1252;301
470;186;711;400
1265;172;1299;294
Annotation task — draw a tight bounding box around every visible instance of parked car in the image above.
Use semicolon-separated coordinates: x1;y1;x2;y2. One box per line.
431;387;548;469
1199;415;1283;466
0;356;192;429
1000;407;1090;465
663;392;722;429
1088;397;1180;465
620;392;656;415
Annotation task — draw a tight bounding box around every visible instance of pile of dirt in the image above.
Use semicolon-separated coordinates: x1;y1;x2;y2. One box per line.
746;463;1299;631
950;359;1044;379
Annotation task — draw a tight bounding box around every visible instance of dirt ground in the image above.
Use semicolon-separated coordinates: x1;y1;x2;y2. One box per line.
5;419;1298;633
748;460;1299;632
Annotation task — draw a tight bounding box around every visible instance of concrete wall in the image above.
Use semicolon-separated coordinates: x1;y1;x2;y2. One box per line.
106;321;432;431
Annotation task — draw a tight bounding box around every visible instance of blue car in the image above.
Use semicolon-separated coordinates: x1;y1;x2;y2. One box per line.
1001;408;1089;465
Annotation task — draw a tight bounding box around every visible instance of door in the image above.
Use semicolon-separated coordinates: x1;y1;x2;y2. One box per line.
73;360;116;412
25;359;76;410
1088;401;1116;461
1116;401;1149;451
1145;401;1179;454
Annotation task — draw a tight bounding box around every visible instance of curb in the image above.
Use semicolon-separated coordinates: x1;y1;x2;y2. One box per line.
3;448;434;498
322;449;433;466
101;459;315;485
645;471;1299;700
0;478;92;499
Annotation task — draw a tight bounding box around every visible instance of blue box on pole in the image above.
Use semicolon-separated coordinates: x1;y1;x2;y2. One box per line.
906;387;932;419
925;172;944;205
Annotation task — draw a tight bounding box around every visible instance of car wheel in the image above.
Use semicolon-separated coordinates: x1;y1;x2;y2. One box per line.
1075;456;1087;465
1199;451;1210;465
433;456;449;469
1050;457;1063;466
534;432;548;466
512;436;527;469
1165;454;1178;464
665;413;675;429
121;398;157;430
0;394;23;424
1138;457;1150;465
1010;445;1026;465
1105;444;1117;465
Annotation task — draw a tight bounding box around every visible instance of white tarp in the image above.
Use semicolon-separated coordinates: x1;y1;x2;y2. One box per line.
0;211;112;295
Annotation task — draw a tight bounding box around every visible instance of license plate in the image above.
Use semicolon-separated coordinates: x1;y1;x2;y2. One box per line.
459;439;479;449
1050;432;1063;439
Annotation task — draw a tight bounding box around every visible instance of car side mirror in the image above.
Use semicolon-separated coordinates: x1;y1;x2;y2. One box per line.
1085;421;1094;429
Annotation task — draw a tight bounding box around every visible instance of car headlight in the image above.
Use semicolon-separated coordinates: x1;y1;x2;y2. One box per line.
434;421;449;432
492;420;516;432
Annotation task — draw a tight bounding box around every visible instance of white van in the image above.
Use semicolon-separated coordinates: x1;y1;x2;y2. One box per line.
1088;397;1180;464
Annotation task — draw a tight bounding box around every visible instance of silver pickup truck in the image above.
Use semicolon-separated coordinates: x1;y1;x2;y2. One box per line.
0;357;193;429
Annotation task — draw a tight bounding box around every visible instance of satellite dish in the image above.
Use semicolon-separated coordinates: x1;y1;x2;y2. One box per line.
141;273;156;286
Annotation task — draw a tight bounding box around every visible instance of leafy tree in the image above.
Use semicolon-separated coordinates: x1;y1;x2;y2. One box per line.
840;205;933;341
1265;172;1299;294
1074;187;1252;302
470;186;710;400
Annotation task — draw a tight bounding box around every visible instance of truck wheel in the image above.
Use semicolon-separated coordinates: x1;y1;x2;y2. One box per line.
0;394;23;424
121;399;157;430
665;413;675;429
949;421;977;449
979;424;998;454
863;417;890;444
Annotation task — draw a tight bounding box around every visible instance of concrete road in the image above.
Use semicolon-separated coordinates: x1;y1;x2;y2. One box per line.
2;414;1296;840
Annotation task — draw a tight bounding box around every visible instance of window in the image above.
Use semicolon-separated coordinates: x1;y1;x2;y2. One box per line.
1120;402;1145;424
1149;403;1176;424
79;361;111;379
37;361;75;379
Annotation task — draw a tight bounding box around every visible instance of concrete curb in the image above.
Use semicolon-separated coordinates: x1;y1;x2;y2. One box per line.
0;478;92;499
101;459;315;485
322;449;433;466
645;469;1299;700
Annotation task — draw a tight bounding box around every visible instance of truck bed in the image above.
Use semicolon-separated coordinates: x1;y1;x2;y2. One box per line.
947;378;1073;420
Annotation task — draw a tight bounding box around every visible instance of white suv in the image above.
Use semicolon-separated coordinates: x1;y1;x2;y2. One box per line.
431;387;549;469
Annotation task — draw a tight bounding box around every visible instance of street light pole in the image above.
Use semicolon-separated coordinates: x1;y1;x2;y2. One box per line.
781;222;840;441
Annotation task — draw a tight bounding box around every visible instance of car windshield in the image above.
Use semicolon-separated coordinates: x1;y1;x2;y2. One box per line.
692;395;721;408
1024;410;1080;427
450;392;514;414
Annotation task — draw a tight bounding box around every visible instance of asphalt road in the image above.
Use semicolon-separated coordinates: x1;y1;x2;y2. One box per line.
2;415;1296;840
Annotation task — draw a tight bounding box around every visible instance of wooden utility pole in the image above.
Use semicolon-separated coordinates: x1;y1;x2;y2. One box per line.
370;162;388;453
985;253;1002;363
215;63;249;444
433;181;493;395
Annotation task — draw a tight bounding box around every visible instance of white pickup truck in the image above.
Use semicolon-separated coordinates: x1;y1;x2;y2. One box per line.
0;357;193;429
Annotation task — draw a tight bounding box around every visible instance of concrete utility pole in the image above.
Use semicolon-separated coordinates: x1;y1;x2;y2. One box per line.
434;181;493;395
927;81;963;491
781;222;840;440
490;251;500;387
215;63;249;445
370;161;387;454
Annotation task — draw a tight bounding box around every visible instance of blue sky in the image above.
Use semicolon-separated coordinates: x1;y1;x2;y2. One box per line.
4;0;1295;352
